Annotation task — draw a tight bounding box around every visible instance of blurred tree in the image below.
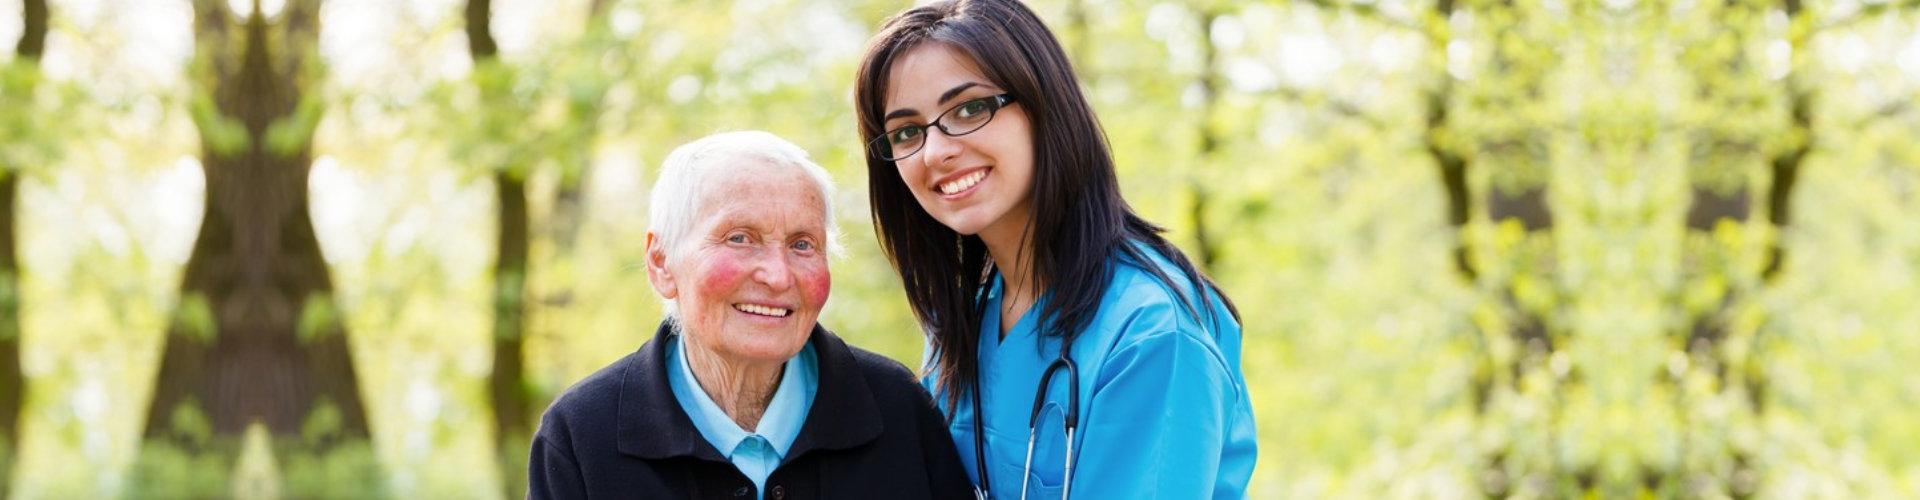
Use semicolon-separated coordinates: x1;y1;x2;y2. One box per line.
0;1;49;494
457;0;634;495
462;1;539;497
137;0;377;496
543;0;620;255
1190;3;1223;271
1158;0;1918;496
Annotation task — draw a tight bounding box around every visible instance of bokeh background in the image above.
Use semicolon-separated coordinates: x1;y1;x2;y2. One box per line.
1;0;1917;498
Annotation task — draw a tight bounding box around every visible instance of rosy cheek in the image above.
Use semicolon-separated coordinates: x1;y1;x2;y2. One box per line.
798;261;832;307
695;255;751;296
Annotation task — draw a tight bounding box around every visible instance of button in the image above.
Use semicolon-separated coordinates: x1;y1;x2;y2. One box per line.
733;486;750;497
772;485;786;499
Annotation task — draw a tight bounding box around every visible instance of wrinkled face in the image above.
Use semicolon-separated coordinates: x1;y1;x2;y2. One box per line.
882;43;1036;244
647;158;831;365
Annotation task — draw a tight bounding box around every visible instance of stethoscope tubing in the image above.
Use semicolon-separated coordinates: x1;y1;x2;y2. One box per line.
976;350;1081;500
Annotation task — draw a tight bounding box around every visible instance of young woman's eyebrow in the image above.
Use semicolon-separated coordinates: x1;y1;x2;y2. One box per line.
883;82;984;121
936;82;982;105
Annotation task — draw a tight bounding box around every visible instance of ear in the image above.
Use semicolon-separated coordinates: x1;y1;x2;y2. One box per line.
645;231;678;299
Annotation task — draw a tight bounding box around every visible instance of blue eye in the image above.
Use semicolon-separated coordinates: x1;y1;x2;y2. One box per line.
792;240;814;251
727;234;749;244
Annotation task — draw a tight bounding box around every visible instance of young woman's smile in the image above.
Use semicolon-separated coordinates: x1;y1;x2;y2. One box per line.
933;166;991;198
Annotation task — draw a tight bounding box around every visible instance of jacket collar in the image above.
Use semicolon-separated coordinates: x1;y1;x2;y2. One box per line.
617;320;883;461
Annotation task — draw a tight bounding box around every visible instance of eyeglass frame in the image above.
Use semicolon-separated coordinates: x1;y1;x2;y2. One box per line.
867;93;1018;161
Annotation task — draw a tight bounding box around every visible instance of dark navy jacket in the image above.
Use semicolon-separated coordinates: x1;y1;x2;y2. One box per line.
528;322;972;499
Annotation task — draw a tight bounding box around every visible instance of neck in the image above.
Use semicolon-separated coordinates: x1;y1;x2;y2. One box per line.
976;200;1041;334
980;211;1035;287
683;337;784;431
982;228;1041;338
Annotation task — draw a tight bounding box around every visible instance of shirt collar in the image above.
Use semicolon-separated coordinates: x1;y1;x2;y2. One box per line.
668;334;817;460
617;321;882;461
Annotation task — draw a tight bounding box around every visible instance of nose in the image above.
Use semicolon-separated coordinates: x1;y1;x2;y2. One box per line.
753;248;794;291
919;126;963;169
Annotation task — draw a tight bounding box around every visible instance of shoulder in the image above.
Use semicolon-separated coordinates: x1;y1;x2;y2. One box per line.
1100;249;1218;331
814;329;935;407
1085;245;1242;373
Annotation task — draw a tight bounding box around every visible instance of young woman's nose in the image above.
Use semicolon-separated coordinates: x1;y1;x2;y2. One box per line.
919;127;963;169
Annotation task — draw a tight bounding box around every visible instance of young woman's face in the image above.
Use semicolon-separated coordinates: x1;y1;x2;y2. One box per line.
882;43;1035;244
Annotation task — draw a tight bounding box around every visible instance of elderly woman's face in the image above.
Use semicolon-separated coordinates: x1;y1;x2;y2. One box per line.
651;158;831;365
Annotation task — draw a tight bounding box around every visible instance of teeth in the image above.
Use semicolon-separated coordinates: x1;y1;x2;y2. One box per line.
938;170;987;195
734;304;790;317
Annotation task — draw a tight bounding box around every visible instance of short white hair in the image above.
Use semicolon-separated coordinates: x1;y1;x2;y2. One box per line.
648;130;839;315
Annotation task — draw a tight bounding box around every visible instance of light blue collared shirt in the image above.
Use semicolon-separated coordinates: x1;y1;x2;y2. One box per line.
667;334;818;500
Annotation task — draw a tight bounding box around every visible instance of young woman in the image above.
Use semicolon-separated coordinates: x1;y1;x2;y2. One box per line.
854;0;1257;498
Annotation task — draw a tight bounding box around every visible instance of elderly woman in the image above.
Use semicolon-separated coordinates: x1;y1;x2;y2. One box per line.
529;131;972;499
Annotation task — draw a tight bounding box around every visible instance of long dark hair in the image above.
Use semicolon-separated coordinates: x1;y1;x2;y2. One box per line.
854;0;1239;410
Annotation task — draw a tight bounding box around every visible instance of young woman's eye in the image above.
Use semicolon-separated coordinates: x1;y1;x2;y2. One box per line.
888;126;924;144
955;100;989;119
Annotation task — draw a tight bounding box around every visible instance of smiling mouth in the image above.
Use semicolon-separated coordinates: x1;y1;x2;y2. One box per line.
937;169;988;195
733;303;792;318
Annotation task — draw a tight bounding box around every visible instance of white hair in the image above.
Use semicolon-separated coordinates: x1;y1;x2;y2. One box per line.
648;130;839;316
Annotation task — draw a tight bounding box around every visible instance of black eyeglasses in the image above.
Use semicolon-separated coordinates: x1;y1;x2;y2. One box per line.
868;93;1017;161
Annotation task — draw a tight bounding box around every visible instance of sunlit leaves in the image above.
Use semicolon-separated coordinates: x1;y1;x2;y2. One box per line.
1172;0;1920;497
0;60;81;174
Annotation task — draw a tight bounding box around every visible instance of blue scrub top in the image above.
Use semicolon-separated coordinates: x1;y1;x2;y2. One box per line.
925;245;1258;499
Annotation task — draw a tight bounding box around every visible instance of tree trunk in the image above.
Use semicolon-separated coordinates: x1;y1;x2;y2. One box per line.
548;166;589;253
490;171;532;500
1427;88;1474;279
1686;186;1749;231
142;0;371;493
1189;6;1221;272
466;0;534;497
1763;90;1810;280
1684;186;1749;385
0;175;22;500
2;0;51;495
1490;187;1552;231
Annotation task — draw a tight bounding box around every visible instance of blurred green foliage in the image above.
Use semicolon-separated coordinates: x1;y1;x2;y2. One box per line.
5;0;1918;498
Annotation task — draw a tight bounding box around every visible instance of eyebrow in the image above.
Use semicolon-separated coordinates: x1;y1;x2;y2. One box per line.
883;82;984;122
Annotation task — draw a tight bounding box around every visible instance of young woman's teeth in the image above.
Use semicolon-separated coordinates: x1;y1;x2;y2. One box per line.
939;170;986;194
734;304;790;317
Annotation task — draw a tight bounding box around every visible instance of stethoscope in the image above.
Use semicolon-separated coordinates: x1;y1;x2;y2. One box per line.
971;347;1080;500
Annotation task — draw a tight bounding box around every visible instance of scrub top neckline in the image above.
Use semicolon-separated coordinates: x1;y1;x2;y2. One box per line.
982;273;1049;350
